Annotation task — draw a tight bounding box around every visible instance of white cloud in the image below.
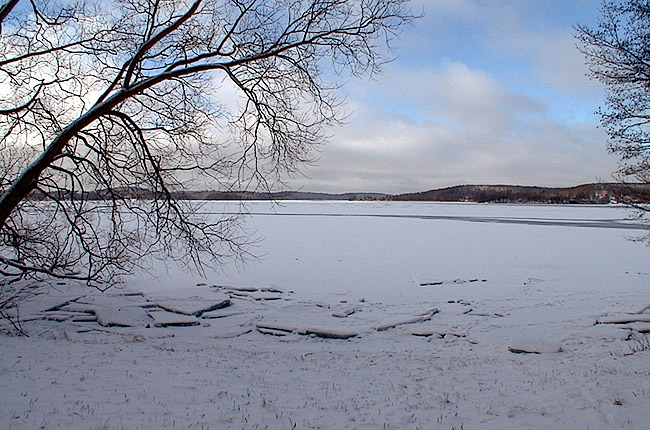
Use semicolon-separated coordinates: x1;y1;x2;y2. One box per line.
283;1;618;194
287;59;617;194
531;32;602;96
407;0;602;97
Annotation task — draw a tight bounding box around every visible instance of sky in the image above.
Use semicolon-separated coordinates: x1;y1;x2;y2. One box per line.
284;0;618;194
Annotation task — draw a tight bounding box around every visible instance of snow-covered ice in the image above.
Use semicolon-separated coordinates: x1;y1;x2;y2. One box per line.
1;201;650;429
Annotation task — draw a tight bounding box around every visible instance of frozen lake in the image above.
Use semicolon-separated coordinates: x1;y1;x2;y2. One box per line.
5;201;650;429
131;201;650;303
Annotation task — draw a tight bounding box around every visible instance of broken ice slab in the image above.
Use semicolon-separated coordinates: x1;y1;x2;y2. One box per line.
58;302;96;314
629;323;650;333
45;313;73;322
260;287;284;293
95;306;152;328
249;292;283;301
410;330;444;338
302;327;358;339
255;323;358;340
200;309;248;319
598;315;650;325
372;309;439;332
583;325;633;341
331;307;358;318
156;299;231;316
77;294;149;308
419;279;487;287
150;291;231;316
43;296;86;312
508;341;562;354
147;310;200;327
635;304;650;314
215;285;259;293
72;315;98;323
256;326;290;336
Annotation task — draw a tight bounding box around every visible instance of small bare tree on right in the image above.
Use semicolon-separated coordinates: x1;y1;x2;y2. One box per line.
576;0;650;208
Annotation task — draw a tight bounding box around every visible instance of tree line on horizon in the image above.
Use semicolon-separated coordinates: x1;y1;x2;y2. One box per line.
17;182;650;204
392;183;650;204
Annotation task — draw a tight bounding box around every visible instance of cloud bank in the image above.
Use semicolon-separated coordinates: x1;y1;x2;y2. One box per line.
285;0;618;194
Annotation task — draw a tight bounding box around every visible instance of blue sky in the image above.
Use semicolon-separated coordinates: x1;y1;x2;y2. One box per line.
286;0;618;194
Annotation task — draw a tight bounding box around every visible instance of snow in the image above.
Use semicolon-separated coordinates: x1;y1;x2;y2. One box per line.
2;201;650;429
152;289;231;316
147;309;201;327
94;305;151;328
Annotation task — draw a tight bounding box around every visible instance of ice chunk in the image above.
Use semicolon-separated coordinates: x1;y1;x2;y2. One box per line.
598;315;650;324
255;323;357;339
148;310;200;327
95;306;151;327
154;291;231;316
372;309;439;331
508;341;562;354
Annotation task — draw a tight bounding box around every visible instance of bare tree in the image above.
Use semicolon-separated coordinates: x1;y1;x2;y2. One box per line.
0;0;413;287
576;0;650;206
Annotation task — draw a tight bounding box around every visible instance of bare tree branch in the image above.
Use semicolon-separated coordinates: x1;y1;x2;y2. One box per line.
0;0;414;287
576;0;650;227
0;0;20;33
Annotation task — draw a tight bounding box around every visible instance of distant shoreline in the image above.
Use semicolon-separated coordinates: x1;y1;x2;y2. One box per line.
27;182;650;204
390;183;650;205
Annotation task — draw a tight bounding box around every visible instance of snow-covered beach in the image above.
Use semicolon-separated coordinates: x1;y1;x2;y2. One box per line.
2;201;650;429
